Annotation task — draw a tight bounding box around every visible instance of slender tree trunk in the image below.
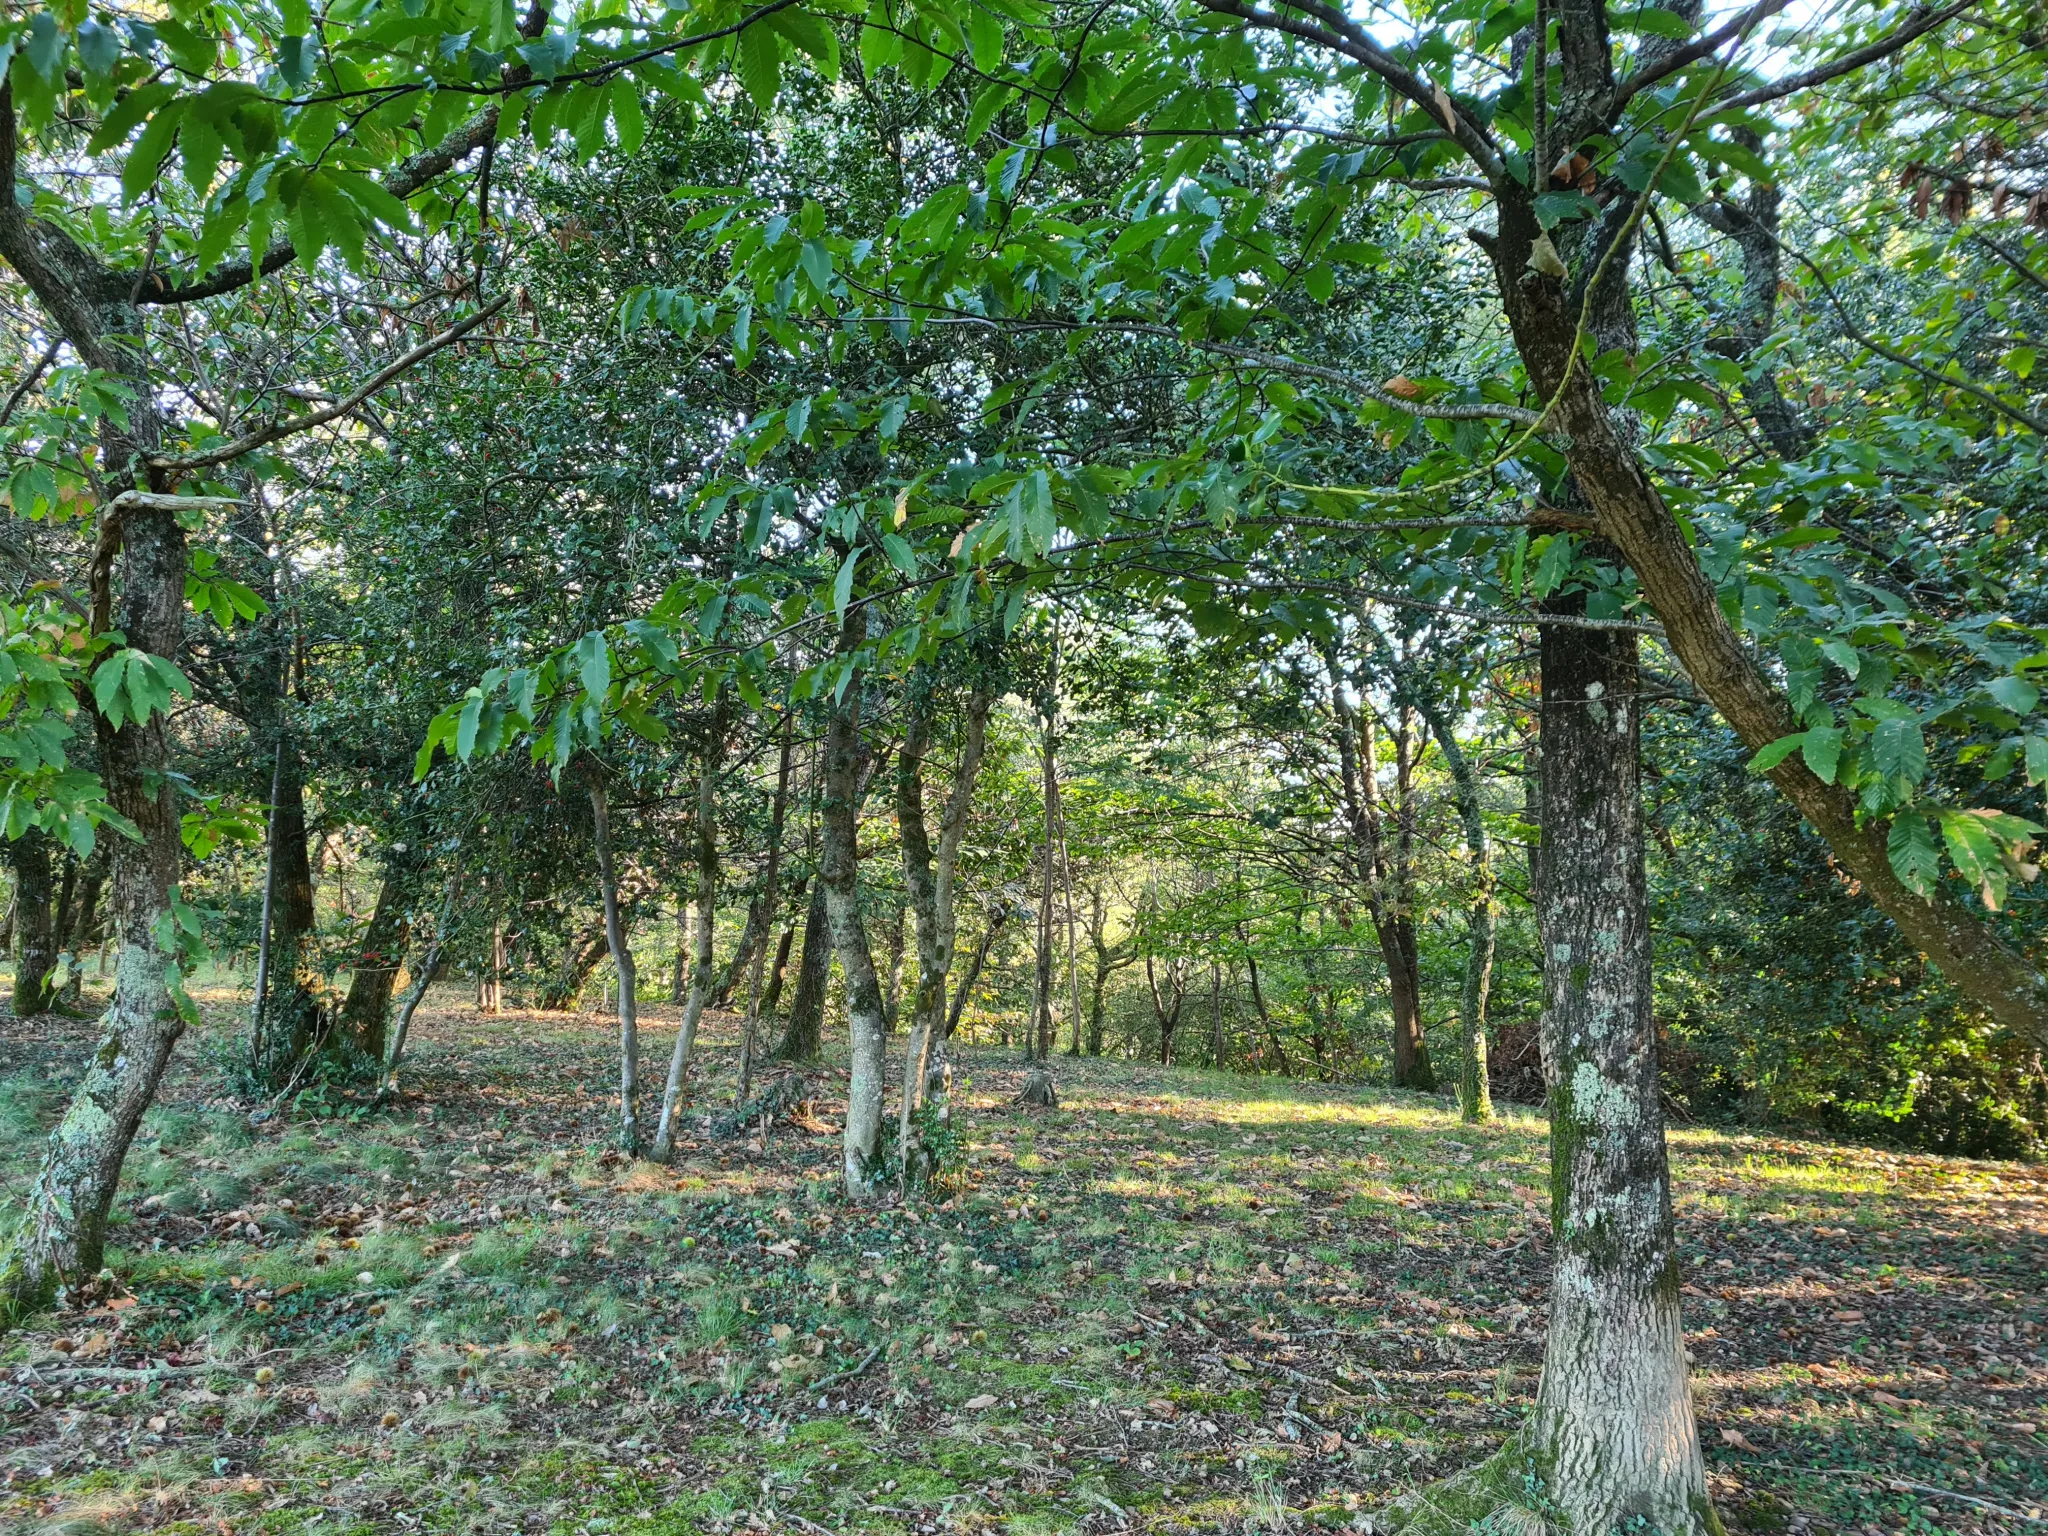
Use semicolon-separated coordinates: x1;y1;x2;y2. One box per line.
895;673;992;1189
736;711;796;1106
589;776;641;1156
774;885;831;1061
654;722;726;1160
761;874;805;1019
10;830;56;1017
381;866;460;1097
1145;953;1183;1065
818;609;889;1199
60;853;106;1008
945;905;1005;1041
1034;736;1058;1064
1531;595;1708;1534
1416;696;1497;1123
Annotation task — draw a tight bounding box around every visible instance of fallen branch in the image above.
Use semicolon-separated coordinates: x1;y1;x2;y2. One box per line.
809;1345;882;1398
710;1072;812;1139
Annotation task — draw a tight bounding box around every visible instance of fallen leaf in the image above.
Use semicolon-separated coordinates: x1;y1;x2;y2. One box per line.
1832;1310;1864;1324
962;1394;998;1411
1719;1427;1757;1451
1868;1391;1906;1409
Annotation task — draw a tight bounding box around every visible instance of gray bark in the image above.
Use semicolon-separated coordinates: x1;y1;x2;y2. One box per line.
895;672;992;1189
736;710;796;1106
773;885;830;1061
1533;596;1707;1534
653;720;726;1160
818;608;889;1199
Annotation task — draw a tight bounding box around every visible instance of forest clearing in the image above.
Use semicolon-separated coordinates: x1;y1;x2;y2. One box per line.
1;992;2042;1535
3;0;2048;1532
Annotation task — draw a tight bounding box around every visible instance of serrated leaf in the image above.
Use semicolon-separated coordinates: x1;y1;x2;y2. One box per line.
1886;813;1941;900
1747;731;1805;775
832;545;859;618
737;23;782;113
1801;727;1843;784
1986;675;2039;715
1872;715;1927;789
576;631;611;701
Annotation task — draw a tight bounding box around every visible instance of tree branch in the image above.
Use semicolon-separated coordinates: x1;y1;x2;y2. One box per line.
148;295;511;473
1709;0;1978;117
1600;0;1791;124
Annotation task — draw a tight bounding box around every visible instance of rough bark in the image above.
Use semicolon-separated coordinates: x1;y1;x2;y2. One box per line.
589;776;641;1156
10;829;56;1017
817;609;889;1199
653;722;726;1161
1533;593;1711;1535
894;671;992;1190
338;843;419;1062
1478;44;2048;1054
0;74;201;1316
1145;950;1186;1065
773;885;831;1061
538;927;609;1011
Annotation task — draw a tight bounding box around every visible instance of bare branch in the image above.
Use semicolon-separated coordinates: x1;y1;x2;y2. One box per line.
148;295;512;474
1709;0;1978;117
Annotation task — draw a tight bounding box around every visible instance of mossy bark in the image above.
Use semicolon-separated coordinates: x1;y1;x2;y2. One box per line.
1532;595;1715;1536
773;885;830;1062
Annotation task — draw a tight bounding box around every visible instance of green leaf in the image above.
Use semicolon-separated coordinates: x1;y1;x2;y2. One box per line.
611;77;647;155
456;692;484;759
1612;7;1694;37
1819;638;1861;678
1747;732;1805;775
1938;810;2005;908
968;6;1002;72
278;33;316;88
76;19;122;78
799;238;834;295
122;100;188;204
1872;715;1928;789
1886;813;1941;900
2025;735;2048;787
832;545;860;618
87;81;178;153
1801;726;1843;784
1986;675;2039;715
576;631;611;701
737;23;782;113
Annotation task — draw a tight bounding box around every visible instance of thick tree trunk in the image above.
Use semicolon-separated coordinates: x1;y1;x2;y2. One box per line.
539;927;609;1011
1532;597;1709;1534
773;885;831;1061
653;725;725;1160
589;777;641;1156
10;829;56;1017
338;844;418;1062
818;609;889;1199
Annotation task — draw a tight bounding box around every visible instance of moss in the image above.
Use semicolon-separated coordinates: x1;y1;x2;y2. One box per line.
1381;1431;1557;1536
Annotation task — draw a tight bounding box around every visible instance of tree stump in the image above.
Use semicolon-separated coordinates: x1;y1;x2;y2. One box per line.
1013;1066;1058;1108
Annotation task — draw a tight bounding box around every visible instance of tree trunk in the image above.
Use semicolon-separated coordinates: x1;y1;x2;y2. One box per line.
1487;185;2048;1052
338;843;419;1062
589;776;641;1156
1145;952;1184;1065
945;904;1006;1042
818;609;889;1199
1326;651;1437;1090
250;744;326;1086
1532;594;1709;1534
761;875;806;1018
773;885;831;1061
653;722;726;1160
381;866;460;1096
895;671;993;1190
539;926;609;1012
737;710;796;1107
59;852;107;1009
10;829;56;1017
1415;694;1497;1123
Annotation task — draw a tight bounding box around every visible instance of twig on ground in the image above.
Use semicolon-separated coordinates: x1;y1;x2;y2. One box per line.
809;1345;882;1397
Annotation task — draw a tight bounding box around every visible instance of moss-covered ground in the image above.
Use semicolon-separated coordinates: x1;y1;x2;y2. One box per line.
0;993;2041;1534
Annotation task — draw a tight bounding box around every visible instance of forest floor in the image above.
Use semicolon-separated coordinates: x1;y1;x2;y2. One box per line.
0;990;2043;1536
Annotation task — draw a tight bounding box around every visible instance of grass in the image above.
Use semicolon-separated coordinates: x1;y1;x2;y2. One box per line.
0;988;2041;1535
